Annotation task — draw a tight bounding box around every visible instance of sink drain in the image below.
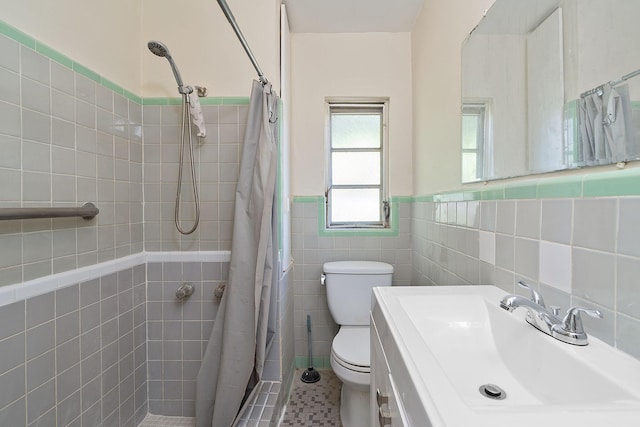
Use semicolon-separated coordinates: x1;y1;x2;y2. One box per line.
479;384;506;400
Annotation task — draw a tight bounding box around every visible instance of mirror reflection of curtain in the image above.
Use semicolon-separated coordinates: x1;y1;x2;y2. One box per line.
578;83;635;165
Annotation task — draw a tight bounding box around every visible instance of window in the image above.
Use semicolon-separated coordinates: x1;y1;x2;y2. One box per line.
461;101;490;182
325;100;389;229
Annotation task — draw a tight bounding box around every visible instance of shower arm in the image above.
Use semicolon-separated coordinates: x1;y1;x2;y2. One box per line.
216;0;269;86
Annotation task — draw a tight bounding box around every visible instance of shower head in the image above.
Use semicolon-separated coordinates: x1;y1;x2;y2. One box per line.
147;40;170;58
147;40;190;94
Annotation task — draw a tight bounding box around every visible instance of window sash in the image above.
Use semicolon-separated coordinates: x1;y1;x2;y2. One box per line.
326;101;388;229
462;103;488;181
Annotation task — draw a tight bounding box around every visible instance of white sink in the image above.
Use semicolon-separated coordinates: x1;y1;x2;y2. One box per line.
372;285;640;426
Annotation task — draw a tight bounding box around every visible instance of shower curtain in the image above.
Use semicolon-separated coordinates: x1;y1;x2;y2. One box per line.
196;80;279;427
578;83;635;165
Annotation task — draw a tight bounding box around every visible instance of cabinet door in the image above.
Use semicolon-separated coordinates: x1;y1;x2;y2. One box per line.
372;317;411;427
388;373;411;427
371;318;391;426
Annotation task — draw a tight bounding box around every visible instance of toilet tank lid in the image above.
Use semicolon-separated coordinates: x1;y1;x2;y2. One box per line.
323;261;393;274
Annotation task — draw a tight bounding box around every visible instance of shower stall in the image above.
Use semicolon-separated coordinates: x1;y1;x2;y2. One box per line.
0;0;291;426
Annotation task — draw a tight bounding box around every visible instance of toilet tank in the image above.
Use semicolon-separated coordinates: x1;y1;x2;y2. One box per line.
323;261;393;326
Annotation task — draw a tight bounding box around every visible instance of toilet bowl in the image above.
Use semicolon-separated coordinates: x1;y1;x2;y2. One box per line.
323;261;394;427
330;326;371;426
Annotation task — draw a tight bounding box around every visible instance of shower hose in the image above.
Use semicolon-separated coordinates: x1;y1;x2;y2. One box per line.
175;92;200;235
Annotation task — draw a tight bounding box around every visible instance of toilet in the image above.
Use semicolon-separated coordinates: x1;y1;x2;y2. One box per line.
323;261;394;427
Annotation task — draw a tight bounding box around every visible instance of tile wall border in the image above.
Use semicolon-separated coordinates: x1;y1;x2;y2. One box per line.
0;251;231;308
0;19;250;105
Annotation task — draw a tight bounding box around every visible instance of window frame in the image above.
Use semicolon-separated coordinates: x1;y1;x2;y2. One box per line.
324;99;390;229
461;99;492;182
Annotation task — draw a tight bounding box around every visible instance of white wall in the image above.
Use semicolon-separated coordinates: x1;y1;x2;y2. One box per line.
141;0;281;97
1;0;281;97
412;0;496;195
0;0;143;94
290;32;413;196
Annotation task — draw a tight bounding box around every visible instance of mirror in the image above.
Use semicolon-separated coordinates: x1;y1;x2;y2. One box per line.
461;0;640;182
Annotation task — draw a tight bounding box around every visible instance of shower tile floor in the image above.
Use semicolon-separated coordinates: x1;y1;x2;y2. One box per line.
137;373;341;427
138;381;280;427
138;414;195;427
280;369;343;427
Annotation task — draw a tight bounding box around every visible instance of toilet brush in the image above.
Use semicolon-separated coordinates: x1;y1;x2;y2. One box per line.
301;314;321;383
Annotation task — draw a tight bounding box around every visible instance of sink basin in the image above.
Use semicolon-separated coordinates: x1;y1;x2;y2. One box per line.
372;285;640;426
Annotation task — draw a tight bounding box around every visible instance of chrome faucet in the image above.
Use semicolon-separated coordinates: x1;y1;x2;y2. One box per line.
499;281;602;346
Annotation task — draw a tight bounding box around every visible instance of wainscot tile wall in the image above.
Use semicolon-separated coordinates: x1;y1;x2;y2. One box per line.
0;18;288;427
142;102;248;252
412;171;640;361
0;264;148;427
291;197;412;365
145;261;227;417
0;33;144;287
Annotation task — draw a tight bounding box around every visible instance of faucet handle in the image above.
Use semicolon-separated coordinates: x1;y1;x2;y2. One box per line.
549;305;561;316
562;306;602;334
517;281;546;308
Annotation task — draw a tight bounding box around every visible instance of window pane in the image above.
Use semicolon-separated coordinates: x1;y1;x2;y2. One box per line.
462;152;478;182
462;114;479;149
332;152;380;185
331;189;380;223
331;113;381;149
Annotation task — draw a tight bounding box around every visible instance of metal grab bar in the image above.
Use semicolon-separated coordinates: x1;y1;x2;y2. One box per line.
0;202;99;221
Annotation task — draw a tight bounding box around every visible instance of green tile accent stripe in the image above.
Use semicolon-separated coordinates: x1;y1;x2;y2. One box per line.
390;196;412;203
0;20;35;48
295;356;332;370
222;97;251;105
291;196;410;236
504;182;537;199
537;175;583;198
583;168;640;197
0;19;144;103
416;166;640;202
200;98;224;105
1;19;249;107
124;90;142;105
35;41;73;68
413;195;434;202
142;97;184;106
481;187;505;200
143;96;250;106
72;62;101;83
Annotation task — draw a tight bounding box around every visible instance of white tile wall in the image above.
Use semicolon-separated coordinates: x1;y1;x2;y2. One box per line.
412;197;640;360
539;240;571;292
291;199;412;361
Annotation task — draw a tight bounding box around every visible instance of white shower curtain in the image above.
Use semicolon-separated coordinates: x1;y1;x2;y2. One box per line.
195;80;279;427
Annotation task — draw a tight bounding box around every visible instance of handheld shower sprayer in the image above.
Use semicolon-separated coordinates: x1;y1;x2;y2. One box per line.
147;40;204;235
147;40;192;95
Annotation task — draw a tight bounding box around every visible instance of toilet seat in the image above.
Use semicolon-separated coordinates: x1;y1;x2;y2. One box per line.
331;326;370;373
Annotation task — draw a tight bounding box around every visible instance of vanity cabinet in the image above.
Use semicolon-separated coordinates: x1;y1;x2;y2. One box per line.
371;285;640;427
371;316;409;427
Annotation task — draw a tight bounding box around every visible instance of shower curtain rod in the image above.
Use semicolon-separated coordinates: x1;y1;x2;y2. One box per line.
216;0;269;85
580;68;640;98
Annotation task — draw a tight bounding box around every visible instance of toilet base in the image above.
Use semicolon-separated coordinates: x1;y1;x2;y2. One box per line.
339;382;370;427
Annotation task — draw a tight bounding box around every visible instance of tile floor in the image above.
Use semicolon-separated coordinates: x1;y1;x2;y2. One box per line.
137;372;342;427
138;414;195;426
234;381;281;427
280;369;343;427
138;380;280;427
